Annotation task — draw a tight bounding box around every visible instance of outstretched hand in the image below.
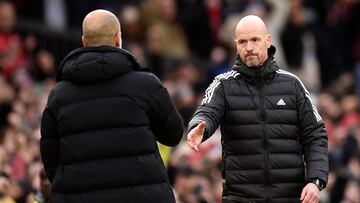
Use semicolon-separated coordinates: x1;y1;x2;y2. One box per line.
187;121;206;151
300;183;320;203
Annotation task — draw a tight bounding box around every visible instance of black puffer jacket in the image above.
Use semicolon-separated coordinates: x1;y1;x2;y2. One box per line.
40;46;183;203
189;46;328;203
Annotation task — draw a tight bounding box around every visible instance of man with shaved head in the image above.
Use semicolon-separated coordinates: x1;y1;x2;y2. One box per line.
81;9;121;47
40;9;183;203
187;15;328;203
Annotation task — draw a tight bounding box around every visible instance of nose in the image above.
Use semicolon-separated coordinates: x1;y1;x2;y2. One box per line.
245;42;253;51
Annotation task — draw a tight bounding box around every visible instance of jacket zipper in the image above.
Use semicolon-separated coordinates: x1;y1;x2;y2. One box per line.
258;84;269;202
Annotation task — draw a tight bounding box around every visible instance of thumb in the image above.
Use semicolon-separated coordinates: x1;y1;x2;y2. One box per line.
300;185;307;201
198;121;206;129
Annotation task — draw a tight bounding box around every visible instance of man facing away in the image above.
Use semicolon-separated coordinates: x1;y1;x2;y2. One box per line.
40;9;183;203
187;15;329;203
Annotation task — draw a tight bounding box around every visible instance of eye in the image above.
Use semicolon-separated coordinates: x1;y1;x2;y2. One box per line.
238;40;246;45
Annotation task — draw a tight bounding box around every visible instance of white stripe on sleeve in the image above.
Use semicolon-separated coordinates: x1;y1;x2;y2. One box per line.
201;70;240;105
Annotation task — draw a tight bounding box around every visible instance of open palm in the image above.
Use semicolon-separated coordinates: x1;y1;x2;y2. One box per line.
187;121;206;151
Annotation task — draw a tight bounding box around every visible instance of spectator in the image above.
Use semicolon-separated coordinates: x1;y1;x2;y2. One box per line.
0;0;26;81
0;172;16;203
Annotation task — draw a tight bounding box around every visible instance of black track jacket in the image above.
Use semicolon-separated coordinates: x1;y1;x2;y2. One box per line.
40;46;183;203
188;46;328;203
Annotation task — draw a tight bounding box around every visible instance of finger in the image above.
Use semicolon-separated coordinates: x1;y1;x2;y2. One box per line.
310;193;319;203
194;144;199;151
300;186;307;201
314;195;320;203
306;193;314;203
187;139;198;151
309;194;318;203
302;192;311;203
310;196;317;203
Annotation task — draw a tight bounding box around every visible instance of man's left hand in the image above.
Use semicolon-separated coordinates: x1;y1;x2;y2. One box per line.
300;183;320;203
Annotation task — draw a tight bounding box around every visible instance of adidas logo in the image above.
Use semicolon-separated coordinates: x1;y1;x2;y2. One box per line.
277;98;286;106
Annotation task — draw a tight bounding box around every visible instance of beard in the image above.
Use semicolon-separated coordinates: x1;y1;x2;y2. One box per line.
244;55;261;67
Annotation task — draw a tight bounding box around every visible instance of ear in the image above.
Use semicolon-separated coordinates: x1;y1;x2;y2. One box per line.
265;34;272;48
234;38;238;47
82;35;86;47
115;32;122;48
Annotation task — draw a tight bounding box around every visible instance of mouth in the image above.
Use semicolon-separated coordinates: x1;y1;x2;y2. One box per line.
246;54;257;58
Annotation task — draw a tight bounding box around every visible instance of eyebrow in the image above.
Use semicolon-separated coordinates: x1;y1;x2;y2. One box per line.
237;36;262;42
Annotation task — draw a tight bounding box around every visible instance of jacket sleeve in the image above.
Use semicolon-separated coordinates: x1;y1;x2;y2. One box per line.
296;81;329;185
146;74;184;147
40;92;59;183
188;78;226;142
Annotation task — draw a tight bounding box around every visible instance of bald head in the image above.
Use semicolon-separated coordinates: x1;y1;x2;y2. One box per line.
82;9;122;48
234;15;271;68
235;15;268;36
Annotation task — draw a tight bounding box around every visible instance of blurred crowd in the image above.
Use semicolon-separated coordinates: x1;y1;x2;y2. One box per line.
0;0;359;202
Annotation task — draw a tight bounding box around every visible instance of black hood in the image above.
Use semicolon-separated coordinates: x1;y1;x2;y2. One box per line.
56;45;142;84
233;45;279;82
